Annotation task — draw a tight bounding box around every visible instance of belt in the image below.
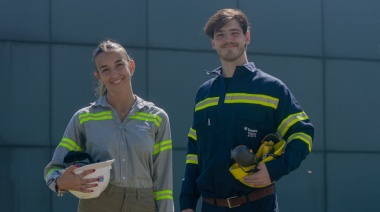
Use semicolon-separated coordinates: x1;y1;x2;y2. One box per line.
203;184;275;208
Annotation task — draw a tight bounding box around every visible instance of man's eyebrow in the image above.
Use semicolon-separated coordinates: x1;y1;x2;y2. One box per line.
215;28;241;33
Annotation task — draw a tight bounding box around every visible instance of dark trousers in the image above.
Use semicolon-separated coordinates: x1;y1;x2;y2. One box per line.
201;194;279;212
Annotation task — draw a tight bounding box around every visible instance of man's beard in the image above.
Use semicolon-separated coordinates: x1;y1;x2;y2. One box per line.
216;44;246;62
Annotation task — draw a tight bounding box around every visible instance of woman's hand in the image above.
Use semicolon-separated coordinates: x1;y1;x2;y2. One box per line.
56;165;99;193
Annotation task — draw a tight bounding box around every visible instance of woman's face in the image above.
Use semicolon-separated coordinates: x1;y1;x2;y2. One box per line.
94;51;134;94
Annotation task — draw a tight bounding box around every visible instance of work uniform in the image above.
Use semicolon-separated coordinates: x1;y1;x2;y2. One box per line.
180;62;314;211
44;95;174;212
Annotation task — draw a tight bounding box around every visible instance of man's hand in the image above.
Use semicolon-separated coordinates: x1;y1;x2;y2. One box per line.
243;163;271;187
181;209;194;212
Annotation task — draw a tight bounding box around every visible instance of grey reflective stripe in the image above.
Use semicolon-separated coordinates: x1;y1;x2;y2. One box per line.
188;128;197;141
224;93;279;109
195;97;219;112
186;154;198;165
288;132;312;152
278;111;309;137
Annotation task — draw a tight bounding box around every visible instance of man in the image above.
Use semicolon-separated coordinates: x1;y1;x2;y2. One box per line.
180;8;314;212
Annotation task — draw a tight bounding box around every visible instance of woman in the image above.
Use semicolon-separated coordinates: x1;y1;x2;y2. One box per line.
44;40;174;212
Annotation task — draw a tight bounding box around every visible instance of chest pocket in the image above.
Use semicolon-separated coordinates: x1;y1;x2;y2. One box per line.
236;106;272;153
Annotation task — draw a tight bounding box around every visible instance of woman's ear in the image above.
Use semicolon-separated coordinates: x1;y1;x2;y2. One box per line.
94;71;100;80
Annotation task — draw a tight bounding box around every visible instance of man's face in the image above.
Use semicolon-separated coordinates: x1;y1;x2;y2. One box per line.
211;19;250;63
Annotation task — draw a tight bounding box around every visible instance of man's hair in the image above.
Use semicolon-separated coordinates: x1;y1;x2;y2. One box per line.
204;8;250;39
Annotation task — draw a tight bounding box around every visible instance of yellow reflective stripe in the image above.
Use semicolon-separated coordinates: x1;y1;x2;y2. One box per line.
288;132;312;152
154;190;173;201
195;97;219;112
130;112;162;127
188;128;197;141
186;154;198;165
59;138;82;151
45;167;62;181
153;140;172;155
224;93;279;109
277;111;309;137
78;111;112;124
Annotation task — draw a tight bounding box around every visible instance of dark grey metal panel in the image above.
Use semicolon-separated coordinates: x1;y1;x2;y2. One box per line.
128;48;148;100
276;152;324;212
324;0;380;59
326;60;380;151
173;149;186;212
51;44;96;146
0;0;50;41
0;147;51;212
0;42;12;145
147;50;217;149
51;193;78;212
253;55;324;151
51;0;147;46
327;153;380;211
241;0;323;56
0;42;50;146
148;0;237;50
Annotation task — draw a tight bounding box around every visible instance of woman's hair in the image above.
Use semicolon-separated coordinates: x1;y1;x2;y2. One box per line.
204;8;250;39
93;39;133;97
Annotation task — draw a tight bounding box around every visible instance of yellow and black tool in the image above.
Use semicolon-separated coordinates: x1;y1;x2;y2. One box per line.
229;133;286;188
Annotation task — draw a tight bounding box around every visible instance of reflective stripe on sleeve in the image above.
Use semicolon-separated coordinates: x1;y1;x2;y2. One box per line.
45;167;63;181
277;111;309;137
186;154;198;165
188;128;197;141
154;190;173;201
59;137;82;151
287;132;312;152
153;140;172;155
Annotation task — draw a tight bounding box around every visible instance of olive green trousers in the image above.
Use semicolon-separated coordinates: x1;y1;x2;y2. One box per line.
77;185;155;212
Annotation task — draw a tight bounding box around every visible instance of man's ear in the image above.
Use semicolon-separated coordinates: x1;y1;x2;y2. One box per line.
211;39;216;49
129;60;135;75
245;31;251;45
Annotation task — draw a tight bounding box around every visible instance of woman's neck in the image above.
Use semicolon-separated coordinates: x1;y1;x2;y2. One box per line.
106;90;136;119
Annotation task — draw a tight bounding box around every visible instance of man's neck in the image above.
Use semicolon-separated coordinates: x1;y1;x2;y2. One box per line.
220;58;248;78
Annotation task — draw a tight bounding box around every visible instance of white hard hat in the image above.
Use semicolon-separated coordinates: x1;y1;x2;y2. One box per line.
70;159;115;199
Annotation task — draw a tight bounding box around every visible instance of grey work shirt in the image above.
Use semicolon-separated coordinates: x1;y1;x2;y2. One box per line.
44;95;173;211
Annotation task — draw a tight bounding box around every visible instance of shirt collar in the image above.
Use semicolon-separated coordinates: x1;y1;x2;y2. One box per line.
204;62;257;75
91;95;150;110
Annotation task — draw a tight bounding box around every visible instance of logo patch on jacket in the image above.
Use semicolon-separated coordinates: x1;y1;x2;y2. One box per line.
135;124;151;132
244;127;257;138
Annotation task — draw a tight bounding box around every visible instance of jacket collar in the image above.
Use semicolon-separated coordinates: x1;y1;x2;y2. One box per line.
204;62;257;76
